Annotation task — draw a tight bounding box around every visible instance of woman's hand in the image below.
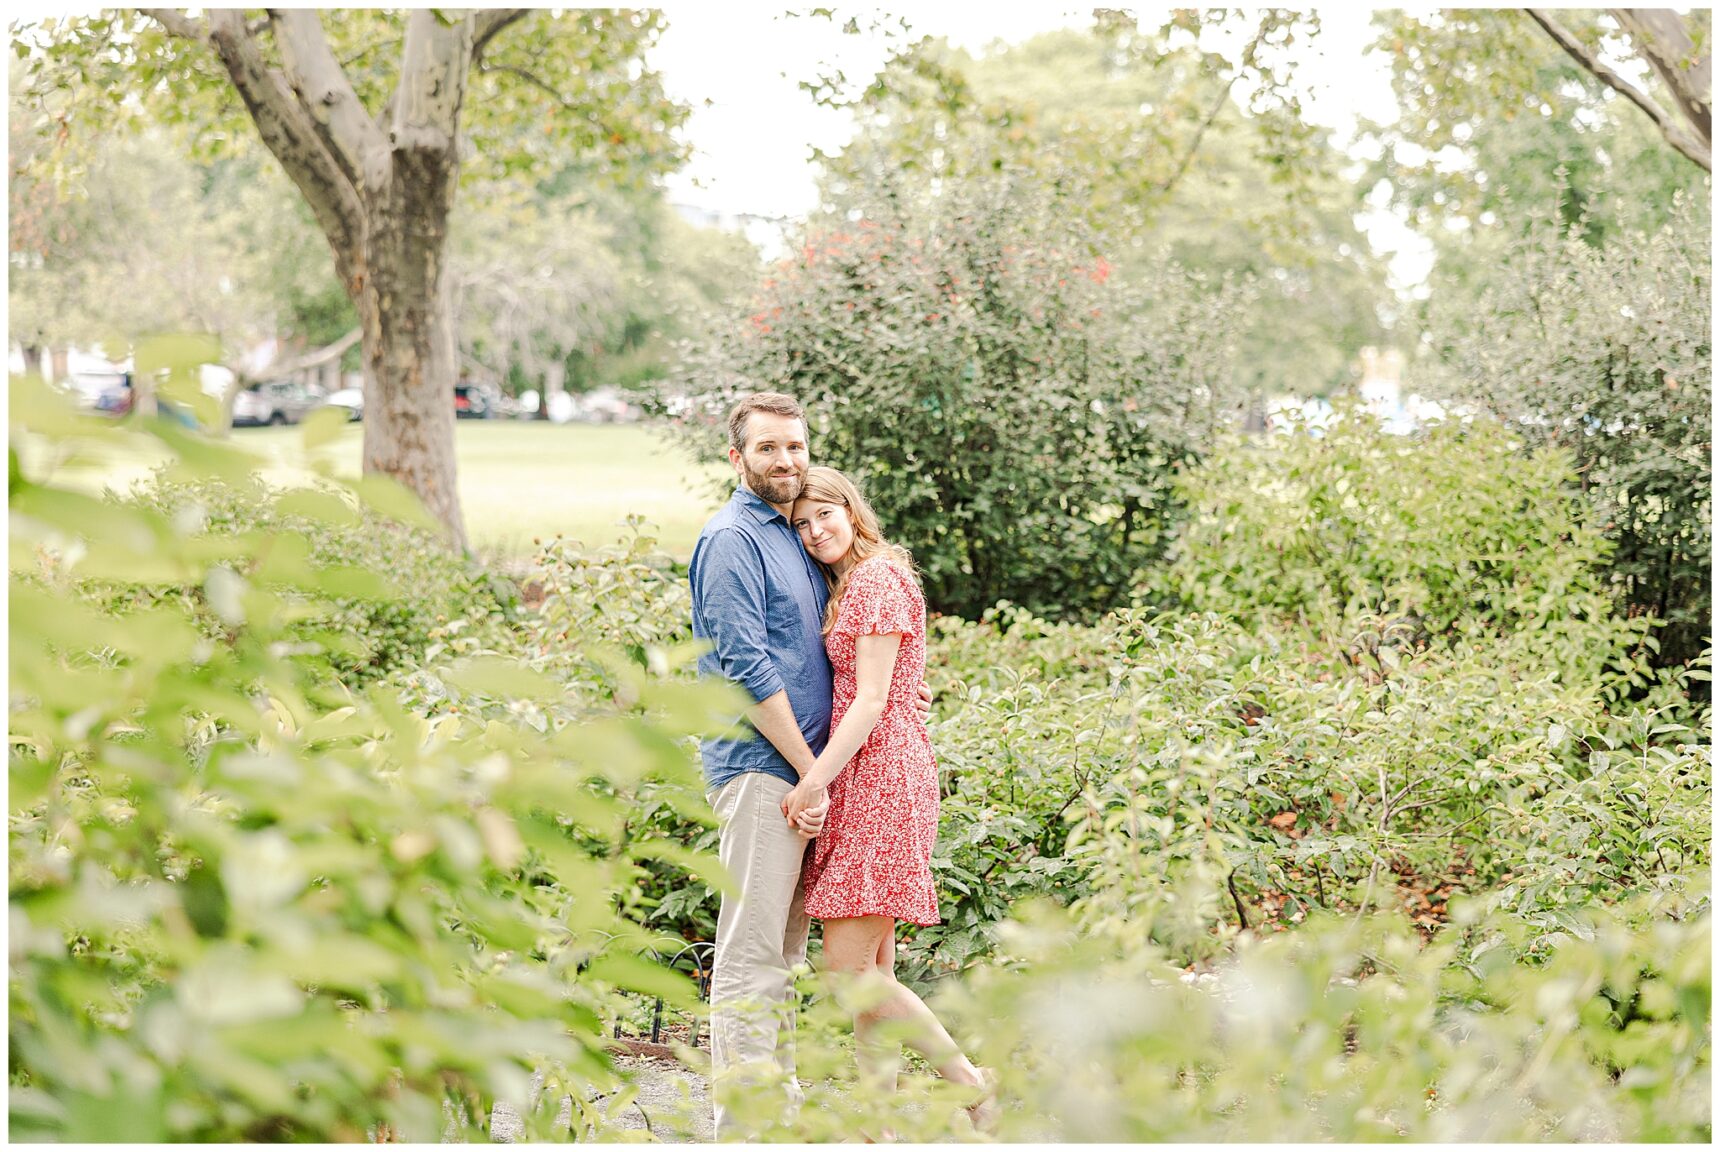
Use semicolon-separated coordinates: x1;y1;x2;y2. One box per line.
914;681;934;723
792;792;829;840
782;778;828;833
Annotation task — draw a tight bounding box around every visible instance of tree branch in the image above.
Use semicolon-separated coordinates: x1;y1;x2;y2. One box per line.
1526;8;1711;171
1610;8;1712;146
138;8;207;42
1153;20;1269;196
266;9;387;189
472;9;528;62
198;9;367;287
393;9;474;156
476;60;583;111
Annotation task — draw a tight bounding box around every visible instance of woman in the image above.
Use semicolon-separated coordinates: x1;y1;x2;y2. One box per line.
781;466;995;1132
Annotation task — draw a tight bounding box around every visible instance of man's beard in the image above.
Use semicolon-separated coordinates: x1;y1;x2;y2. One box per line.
744;459;806;504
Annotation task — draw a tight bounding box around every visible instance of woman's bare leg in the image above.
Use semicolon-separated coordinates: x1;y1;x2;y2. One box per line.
859;928;900;1096
821;916;981;1089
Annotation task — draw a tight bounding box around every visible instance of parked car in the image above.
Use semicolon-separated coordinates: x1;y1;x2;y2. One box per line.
454;380;497;419
233;379;322;426
90;373;134;416
319;387;365;422
578;385;639;423
309;381;503;423
63;372;130;412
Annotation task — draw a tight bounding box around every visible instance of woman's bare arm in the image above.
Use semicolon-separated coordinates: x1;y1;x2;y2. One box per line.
782;632;901;823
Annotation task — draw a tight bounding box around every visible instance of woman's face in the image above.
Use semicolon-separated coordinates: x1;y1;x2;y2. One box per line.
792;498;855;567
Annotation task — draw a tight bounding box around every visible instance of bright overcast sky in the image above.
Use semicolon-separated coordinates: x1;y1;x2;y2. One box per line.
648;5;1435;294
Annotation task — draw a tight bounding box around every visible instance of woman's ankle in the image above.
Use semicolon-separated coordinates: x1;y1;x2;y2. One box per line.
942;1055;983;1088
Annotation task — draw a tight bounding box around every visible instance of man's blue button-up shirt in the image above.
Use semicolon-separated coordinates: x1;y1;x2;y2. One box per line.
689;485;833;792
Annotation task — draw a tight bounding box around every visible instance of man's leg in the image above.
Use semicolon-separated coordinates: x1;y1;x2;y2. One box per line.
779;866;811;1106
707;772;808;1140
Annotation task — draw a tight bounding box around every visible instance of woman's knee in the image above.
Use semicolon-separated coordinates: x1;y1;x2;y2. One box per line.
822;920;890;974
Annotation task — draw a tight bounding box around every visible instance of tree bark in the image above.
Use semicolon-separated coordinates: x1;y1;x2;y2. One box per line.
355;9;473;550
21;343;44;379
1609;9;1712;146
1527;8;1712;170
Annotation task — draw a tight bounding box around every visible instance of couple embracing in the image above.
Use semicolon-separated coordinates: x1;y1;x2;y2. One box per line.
689;392;994;1139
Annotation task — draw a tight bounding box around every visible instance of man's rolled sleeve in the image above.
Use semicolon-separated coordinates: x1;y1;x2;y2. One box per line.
695;528;787;703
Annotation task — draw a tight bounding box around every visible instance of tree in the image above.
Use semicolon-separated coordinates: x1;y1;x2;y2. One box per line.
8;70;306;400
809;14;1390;400
449;184;626;400
1366;10;1709;236
451;186;760;410
14;10;687;549
1364;9;1709;331
1526;8;1711;171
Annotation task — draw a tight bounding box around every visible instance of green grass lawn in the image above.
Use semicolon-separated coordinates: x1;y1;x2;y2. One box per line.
17;420;730;562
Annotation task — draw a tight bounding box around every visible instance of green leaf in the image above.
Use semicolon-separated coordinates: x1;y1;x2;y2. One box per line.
585;951;700;1009
300;405;351;451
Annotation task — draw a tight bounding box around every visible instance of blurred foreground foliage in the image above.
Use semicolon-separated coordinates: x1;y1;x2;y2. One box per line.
10;374;1709;1139
115;469;516;689
8;376;735;1141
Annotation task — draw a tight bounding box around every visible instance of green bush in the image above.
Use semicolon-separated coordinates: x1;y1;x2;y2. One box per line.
1417;196;1712;671
118;467;514;688
8;384;732;1141
381;521;731;948
933;888;1711;1141
1153;409;1641;674
741;869;1711;1142
668;133;1250;620
11;381;1708;1141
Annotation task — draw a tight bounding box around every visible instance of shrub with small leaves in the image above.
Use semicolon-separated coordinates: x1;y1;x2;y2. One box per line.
1417;196;1712;671
118;467;515;688
8;379;730;1142
667;135;1251;620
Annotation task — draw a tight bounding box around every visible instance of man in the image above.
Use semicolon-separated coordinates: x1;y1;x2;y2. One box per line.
689;391;928;1138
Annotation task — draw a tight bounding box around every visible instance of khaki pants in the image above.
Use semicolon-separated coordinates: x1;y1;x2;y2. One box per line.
707;771;811;1140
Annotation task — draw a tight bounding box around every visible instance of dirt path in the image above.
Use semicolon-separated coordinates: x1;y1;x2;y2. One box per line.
487;1057;713;1143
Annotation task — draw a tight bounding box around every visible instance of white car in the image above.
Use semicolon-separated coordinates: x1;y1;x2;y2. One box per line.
233;379;322;426
320;387;364;422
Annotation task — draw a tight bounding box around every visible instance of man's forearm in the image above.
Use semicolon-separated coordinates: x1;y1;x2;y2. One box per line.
748;690;816;777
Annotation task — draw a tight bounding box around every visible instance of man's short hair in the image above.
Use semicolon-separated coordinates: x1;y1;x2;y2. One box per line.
727;392;806;452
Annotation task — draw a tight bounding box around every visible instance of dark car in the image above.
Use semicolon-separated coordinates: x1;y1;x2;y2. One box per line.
454;381;496;419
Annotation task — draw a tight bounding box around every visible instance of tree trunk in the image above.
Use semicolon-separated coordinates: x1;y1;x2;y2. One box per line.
540;359;566;421
215;373;249;437
357;215;467;551
50;347;68;382
356;11;471;552
21;343;43;379
131;370;158;419
176;7;515;552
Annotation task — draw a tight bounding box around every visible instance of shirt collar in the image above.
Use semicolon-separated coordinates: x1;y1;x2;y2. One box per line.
733;485;788;526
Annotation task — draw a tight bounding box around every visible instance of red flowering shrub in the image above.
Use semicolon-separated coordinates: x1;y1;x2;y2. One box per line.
674;152;1250;619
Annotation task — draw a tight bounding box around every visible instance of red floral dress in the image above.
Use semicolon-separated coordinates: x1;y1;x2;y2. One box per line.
802;556;941;926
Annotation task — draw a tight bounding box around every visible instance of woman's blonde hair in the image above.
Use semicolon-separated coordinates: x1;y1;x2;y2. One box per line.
795;466;919;635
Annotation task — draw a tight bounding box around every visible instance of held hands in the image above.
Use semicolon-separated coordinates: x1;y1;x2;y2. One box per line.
915;681;934;723
782;778;829;840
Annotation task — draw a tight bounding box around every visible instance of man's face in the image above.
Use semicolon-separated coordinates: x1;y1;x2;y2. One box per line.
730;412;810;505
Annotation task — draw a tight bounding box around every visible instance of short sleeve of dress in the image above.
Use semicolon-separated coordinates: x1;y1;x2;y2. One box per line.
839;558;920;638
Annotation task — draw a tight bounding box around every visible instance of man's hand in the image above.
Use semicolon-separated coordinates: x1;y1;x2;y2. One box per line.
914;681;935;723
791;793;829;841
781;779;828;833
